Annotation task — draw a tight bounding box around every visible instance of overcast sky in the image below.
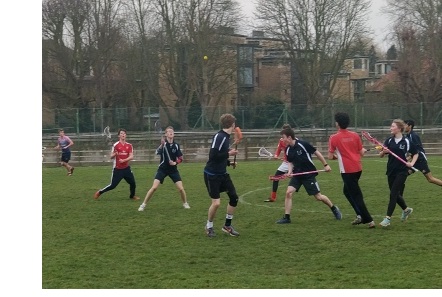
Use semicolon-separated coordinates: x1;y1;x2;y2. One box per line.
238;0;391;52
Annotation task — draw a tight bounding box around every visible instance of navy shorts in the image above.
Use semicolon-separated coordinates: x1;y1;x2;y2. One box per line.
411;159;430;175
288;174;320;196
204;172;235;199
61;151;71;163
155;168;182;184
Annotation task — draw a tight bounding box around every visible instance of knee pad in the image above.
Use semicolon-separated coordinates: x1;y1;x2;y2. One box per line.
228;192;239;207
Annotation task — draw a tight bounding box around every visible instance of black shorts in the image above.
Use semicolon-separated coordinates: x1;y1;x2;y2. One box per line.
204;172;235;199
410;159;430;175
61;151;71;163
288;175;320;195
155;168;182;184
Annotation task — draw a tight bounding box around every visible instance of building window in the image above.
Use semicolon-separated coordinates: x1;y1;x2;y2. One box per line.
238;66;253;86
238;46;253;63
354;58;368;70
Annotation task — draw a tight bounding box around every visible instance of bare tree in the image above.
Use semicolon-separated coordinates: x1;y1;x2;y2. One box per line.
43;0;136;130
151;0;241;129
255;0;371;122
386;0;442;124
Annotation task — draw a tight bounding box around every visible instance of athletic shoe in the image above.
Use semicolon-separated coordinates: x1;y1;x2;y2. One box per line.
368;221;376;229
183;202;191;209
264;198;276;202
222;225;240;236
332;206;342;220
138;203;146;211
130;196;140;201
276;217;291;224
205;227;215;238
401;207;413;222
379;217;391;227
351;215;362;225
94;191;101;200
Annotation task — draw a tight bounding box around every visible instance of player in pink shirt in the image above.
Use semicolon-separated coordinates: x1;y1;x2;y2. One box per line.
328;112;375;228
54;128;74;176
94;128;140;201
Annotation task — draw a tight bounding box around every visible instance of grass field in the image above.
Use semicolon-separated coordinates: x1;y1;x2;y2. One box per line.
42;156;442;290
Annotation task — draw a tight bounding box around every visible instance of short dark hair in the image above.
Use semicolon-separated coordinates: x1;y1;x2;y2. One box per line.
117;128;127;135
404;119;415;129
280;127;295;139
335;112;350;129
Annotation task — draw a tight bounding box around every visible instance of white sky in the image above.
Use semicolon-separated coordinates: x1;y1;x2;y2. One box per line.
238;0;391;52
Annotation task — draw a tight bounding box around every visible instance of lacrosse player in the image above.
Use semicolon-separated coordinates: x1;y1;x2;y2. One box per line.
328;112;375;228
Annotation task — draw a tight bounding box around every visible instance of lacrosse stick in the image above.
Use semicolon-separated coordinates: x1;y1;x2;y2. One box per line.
155;120;172;162
269;169;326;181
103;126;112;146
361;131;418;172
232;126;243;169
258;147;273;158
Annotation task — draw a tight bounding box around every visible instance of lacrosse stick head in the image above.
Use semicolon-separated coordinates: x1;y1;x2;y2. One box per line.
269;174;287;181
361;131;383;147
154;120;162;134
361;131;375;143
104;126;111;139
233;126;243;145
259;147;273;158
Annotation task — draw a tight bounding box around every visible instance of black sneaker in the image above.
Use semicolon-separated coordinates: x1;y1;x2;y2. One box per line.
276;217;291;224
332;206;342;220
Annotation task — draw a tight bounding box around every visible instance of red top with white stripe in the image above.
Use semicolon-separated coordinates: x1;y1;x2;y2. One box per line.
113;141;133;169
328;129;363;173
274;138;288;162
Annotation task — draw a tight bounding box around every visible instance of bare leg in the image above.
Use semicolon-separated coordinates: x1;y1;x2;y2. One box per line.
142;179;161;204
175;181;187;203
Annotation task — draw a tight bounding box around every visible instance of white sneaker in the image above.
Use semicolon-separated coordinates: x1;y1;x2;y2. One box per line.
183;202;190;209
138;203;146;211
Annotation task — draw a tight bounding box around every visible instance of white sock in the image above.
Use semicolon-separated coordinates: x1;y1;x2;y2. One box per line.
206;221;213;228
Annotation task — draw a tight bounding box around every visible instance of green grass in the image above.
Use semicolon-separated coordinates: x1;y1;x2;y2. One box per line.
42;157;442;289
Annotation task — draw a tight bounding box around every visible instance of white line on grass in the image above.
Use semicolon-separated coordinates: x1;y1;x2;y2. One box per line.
238;185;432;222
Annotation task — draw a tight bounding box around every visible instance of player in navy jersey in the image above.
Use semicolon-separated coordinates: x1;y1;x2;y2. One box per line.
138;126;190;211
54;128;74;176
378;119;418;227
203;113;240;237
276;128;342;224
94;128;140;201
404;119;442;187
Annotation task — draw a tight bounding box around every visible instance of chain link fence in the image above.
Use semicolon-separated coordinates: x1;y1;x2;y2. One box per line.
42;102;442;135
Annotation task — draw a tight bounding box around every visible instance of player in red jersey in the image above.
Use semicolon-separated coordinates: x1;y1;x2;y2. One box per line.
328;112;375;228
93;128;140;201
264;124;291;202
